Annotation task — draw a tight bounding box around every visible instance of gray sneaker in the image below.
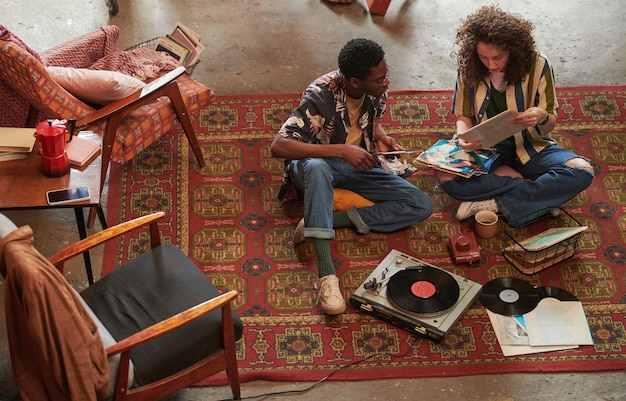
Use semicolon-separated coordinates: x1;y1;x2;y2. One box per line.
316;275;346;315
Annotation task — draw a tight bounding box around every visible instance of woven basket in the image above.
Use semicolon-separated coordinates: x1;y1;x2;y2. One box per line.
125;37;200;76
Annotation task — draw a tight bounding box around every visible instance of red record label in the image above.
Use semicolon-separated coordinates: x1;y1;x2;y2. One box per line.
411;281;437;298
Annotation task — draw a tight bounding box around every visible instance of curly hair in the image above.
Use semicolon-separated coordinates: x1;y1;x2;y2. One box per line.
454;5;536;87
338;38;385;80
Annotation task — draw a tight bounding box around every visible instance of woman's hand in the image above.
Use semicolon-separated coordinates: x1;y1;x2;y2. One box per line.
513;107;549;126
455;116;484;150
456;137;484;151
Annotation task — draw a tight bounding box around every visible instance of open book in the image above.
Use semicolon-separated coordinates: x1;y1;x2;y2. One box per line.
458;109;529;148
413;139;499;178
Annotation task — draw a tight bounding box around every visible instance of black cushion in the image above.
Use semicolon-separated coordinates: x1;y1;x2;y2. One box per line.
80;243;243;386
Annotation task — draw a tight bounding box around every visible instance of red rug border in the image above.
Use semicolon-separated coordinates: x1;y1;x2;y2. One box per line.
202;357;626;386
209;85;626;101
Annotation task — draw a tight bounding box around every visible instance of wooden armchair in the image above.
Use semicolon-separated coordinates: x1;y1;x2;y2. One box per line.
0;211;243;401
0;25;211;192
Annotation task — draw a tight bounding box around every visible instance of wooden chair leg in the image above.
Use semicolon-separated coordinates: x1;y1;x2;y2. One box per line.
100;114;121;199
164;83;206;168
222;306;241;400
87;206;108;229
87;207;98;228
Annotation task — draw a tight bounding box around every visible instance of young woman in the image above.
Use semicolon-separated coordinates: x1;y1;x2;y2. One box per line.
440;5;594;227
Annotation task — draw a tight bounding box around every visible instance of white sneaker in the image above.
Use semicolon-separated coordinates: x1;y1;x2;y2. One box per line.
455;199;498;221
316;275;346;315
550;208;561;217
293;218;305;245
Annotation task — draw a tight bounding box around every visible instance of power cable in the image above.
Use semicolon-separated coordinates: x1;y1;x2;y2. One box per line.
214;351;390;401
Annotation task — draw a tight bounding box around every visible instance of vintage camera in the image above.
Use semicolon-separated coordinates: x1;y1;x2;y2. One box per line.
449;231;481;264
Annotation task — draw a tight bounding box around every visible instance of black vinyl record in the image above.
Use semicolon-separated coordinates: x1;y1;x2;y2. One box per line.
479;277;540;316
387;266;460;314
536;286;579;301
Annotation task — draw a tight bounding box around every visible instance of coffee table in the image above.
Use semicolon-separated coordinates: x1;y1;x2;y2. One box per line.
0;131;106;284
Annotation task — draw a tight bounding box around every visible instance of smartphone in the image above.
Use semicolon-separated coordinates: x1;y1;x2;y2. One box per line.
46;187;91;205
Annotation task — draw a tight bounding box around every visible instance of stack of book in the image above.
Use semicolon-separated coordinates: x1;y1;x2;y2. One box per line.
0;127;37;162
155;22;205;68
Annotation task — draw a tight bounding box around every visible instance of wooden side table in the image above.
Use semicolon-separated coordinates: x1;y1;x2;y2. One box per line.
0;131;106;284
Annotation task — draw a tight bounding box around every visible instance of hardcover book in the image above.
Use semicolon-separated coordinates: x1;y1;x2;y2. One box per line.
66;135;101;169
0;127;36;153
155;36;190;66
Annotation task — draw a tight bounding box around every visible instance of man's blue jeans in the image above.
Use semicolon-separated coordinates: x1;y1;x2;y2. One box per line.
440;145;594;227
289;158;433;240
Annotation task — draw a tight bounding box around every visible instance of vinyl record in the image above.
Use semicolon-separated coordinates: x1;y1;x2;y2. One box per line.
479;277;540;316
387;266;460;314
536;286;579;301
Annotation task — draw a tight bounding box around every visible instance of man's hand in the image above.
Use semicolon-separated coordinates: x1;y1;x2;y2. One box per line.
373;118;404;153
375;134;404;153
342;145;378;171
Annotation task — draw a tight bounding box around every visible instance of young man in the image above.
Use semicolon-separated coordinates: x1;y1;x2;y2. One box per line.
271;38;433;315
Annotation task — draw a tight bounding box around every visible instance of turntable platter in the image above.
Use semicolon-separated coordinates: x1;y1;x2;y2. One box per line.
387;266;460;314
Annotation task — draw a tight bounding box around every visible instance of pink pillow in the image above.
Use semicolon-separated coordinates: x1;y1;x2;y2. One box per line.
46;66;145;105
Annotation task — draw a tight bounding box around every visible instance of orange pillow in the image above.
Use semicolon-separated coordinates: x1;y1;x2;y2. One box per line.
333;188;374;211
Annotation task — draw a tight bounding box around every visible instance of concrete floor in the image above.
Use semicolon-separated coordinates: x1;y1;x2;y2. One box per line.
1;0;626;400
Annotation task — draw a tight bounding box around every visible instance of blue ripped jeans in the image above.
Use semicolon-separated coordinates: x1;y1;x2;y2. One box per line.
289;158;433;239
440;144;594;227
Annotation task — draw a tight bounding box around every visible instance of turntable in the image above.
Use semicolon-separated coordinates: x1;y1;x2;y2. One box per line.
350;249;482;342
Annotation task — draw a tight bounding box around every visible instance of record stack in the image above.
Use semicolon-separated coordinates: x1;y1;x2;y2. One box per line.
479;277;593;356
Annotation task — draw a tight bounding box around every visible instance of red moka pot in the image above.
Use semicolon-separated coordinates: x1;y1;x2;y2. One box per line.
34;119;70;177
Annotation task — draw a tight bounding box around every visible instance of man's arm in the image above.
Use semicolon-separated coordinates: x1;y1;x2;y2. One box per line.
271;135;378;171
271;135;345;159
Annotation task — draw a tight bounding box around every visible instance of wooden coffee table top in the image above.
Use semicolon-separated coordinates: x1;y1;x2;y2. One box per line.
0;131;102;209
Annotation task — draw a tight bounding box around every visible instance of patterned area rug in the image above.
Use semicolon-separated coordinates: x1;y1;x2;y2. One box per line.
105;87;626;385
